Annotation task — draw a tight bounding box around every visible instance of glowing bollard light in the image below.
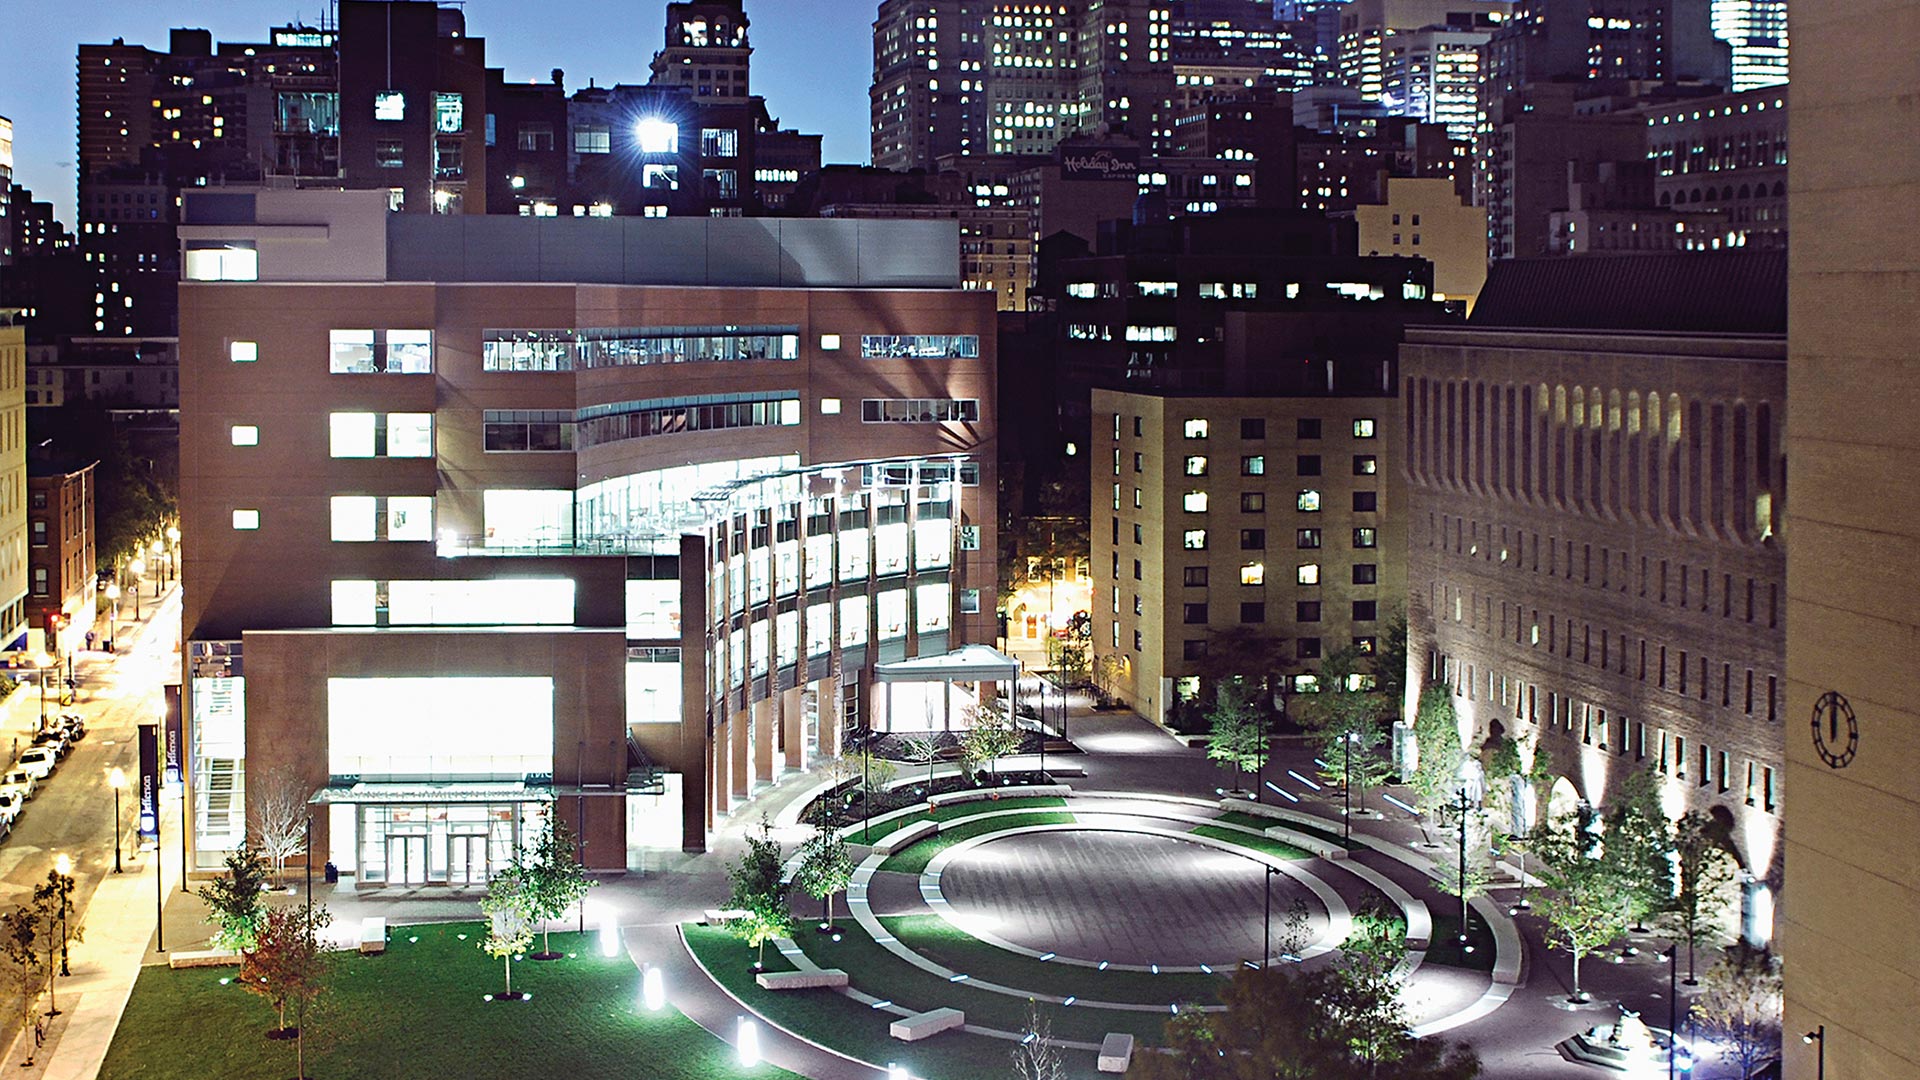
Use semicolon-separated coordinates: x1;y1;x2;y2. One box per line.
642;966;666;1012
596;905;620;958
736;1017;761;1067
887;1065;909;1080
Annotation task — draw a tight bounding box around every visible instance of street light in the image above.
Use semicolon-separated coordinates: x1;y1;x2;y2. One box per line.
128;557;146;620
33;652;52;731
52;854;74;977
1802;1025;1825;1080
109;768;128;873
149;540;164;592
1262;863;1281;967
1451;788;1474;950
1663;945;1678;1080
104;584;120;651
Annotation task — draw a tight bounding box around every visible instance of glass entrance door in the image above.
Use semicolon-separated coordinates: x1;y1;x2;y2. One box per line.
386;835;428;886
449;834;489;885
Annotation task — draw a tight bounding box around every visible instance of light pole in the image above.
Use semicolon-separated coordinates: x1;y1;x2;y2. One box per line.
52;854;73;977
104;583;120;651
305;815;315;946
1343;730;1354;843
1262;863;1280;967
128;557;145;620
34;652;51;732
1451;788;1474;949
1803;1025;1825;1080
155;790;166;953
1664;945;1678;1080
149;540;164;592
109;768;128;873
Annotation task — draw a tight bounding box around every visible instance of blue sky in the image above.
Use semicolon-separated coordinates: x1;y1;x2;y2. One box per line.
0;0;875;224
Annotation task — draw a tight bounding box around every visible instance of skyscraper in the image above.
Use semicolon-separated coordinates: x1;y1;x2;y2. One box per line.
650;1;754;102
1711;0;1789;91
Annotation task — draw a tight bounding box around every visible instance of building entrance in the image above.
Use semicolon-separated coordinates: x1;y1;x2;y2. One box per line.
449;833;489;884
385;835;428;885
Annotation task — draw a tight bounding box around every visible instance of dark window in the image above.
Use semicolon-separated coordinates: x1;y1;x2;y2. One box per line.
1353;528;1378;548
1239;602;1265;624
1297;529;1322;549
1133;523;1143;544
1352;600;1378;621
1133;559;1143;580
1240;529;1266;550
1183;603;1209;624
1241;418;1266;439
1296;601;1322;622
1241;492;1266;512
1296;636;1322;659
1352;563;1378;585
1296;455;1322;476
1352;491;1378;512
1183;639;1208;660
1183;566;1209;587
1297;418;1322;439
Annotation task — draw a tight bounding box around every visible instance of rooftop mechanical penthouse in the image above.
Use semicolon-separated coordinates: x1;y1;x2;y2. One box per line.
176;190;996;881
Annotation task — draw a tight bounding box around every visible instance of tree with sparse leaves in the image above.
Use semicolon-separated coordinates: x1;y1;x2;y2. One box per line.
962;700;1022;783
1531;810;1630;1003
1010;998;1066;1080
240;903;331;1078
793;826;855;930
250;767;311;882
1671;811;1739;983
479;864;537;998
1204;680;1267;792
1302;646;1393;818
897;733;941;795
525;818;595;960
0;906;45;1067
727;816;794;969
1690;943;1782;1079
199;844;272;952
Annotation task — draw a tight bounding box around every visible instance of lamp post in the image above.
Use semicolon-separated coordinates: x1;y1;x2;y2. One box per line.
109;768;127;873
1803;1025;1825;1080
155;788;166;953
1262;863;1280;967
52;854;73;977
1343;730;1354;843
104;584;120;651
128;557;145;620
34;652;51;732
149;540;164;592
1451;788;1474;949
305;815;314;946
165;526;180;584
861;728;873;843
1664;944;1678;1080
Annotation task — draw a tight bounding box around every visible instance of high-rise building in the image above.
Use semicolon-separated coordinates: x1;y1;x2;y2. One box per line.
1335;0;1509;139
338;0;488;216
870;0;985;171
1781;4;1919;1077
1481;0;1731;94
1711;0;1788;92
0;117;13;267
176;189;997;872
0;309;26;649
650;1;753;102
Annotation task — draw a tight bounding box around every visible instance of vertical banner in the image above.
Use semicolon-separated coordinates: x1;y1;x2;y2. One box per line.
162;683;183;787
137;721;160;842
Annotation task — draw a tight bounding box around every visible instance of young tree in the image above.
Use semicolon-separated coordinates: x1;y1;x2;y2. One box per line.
849;749;899;796
1407;688;1464;826
1330;902;1410;1068
1373;611;1409;721
727;816;794;969
250;767;311;883
0;906;45;1067
1670;811;1738;983
1532;814;1630;1003
1302;646;1393;818
525;818;595;960
479;864;536;999
961;701;1022;783
1204;680;1265;792
897;733;941;796
1009;998;1065;1080
793;826;855;930
1601;768;1674;932
1690;943;1782;1079
199;844;272;952
240;902;332;1080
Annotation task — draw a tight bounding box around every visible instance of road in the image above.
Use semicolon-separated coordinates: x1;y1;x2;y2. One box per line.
0;585;179;1061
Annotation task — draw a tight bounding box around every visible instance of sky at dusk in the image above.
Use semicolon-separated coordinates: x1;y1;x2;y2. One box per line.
0;0;876;224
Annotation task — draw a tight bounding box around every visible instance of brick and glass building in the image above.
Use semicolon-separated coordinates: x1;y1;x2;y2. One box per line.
177;189;996;882
1402;252;1786;937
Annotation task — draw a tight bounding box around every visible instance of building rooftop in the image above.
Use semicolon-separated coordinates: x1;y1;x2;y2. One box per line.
1470;251;1787;335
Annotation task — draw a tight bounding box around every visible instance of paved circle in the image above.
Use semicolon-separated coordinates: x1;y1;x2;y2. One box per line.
936;830;1324;967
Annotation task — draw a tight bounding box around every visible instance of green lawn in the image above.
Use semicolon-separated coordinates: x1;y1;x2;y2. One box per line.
685;924;1112;1080
1187;824;1313;862
100;924;798;1080
876;811;1077;876
879;914;1224;1005
1422;911;1498;972
924;795;1068;822
1212;810;1358;850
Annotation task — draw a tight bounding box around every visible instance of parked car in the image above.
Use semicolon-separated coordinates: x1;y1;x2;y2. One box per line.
0;791;22;827
14;748;55;780
30;729;69;760
0;769;36;802
57;714;86;741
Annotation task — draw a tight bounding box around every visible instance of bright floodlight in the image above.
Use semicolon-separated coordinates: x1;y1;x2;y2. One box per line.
736;1016;761;1067
887;1065;909;1080
593;902;620;957
642;965;666;1011
636;117;679;154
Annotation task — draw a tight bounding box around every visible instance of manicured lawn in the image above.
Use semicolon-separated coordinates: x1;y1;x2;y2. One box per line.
1213;810;1358;850
101;924;797;1080
924;795;1068;822
1423;911;1498;972
1187;824;1313;862
880;914;1224;1005
876;811;1076;876
685;924;1111;1080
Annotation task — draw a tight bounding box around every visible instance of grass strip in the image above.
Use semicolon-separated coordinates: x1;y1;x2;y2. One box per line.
1422;911;1498;972
102;923;794;1080
1188;824;1313;862
1213;810;1358;849
686;924;1111;1080
923;795;1068;822
877;811;1076;876
879;914;1223;1005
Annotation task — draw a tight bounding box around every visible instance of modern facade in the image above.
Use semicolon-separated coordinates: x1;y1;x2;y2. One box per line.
1780;5;1918;1077
1092;309;1411;728
1403;252;1787;938
176;189;996;883
1710;0;1788;92
26;458;96;659
1334;0;1509;139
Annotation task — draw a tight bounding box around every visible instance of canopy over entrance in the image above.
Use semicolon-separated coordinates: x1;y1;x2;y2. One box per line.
873;645;1020;733
875;644;1019;685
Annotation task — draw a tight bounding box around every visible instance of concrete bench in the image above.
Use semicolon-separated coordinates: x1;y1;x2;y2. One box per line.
167;949;239;970
1098;1033;1135;1073
358;917;387;955
1262;825;1349;861
755;968;849;991
702;908;751;926
874;819;938;856
889;1007;965;1041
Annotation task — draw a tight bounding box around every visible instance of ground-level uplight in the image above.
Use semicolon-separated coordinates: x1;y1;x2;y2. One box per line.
594;904;619;958
736;1017;760;1067
641;966;666;1012
887;1065;909;1080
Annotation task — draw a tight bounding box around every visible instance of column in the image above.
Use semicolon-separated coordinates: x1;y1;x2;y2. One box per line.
730;707;750;801
712;717;732;820
816;674;840;759
781;686;804;772
752;697;775;784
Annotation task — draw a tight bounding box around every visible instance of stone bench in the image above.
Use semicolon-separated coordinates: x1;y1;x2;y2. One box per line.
889;1007;965;1041
358;917;387;955
874;819;938;856
755;968;849;991
702;908;751;926
167;949;239;970
1098;1033;1135;1073
1262;825;1349;861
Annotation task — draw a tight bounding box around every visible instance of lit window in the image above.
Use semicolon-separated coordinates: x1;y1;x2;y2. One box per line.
1297;563;1320;585
1353;527;1378;548
387;413;434;458
229;341;258;363
387;497;434;542
330;413;376;458
1241;563;1264;586
374;90;405;121
1241;455;1265;476
1353;455;1378;476
819;334;841;351
1184;418;1209;439
636;117;679;154
183;243;257;281
1184;456;1208;476
230;425;259;446
232;509;261;530
331;580;377;625
434;92;463;133
1183;491;1208;512
1182;529;1208;550
1353;418;1377;438
819;397;842;415
331;496;377;542
1297;490;1321;512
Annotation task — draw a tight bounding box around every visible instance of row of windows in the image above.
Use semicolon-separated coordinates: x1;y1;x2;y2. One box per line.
1182;599;1378;625
330;330;434;374
1179;489;1378;514
480;327;800;372
860;335;980;359
483;410;575;452
1116;452;1377;477
1114;413;1367;443
576;396;801;449
860;399;981;424
1178;527;1376;551
1175;637;1378;668
1182;563;1378;588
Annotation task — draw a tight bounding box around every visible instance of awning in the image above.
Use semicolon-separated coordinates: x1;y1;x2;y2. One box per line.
309;782;554;806
875;644;1020;684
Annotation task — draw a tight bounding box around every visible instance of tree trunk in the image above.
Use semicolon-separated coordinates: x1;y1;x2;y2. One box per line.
504;953;512;996
1571;947;1582;999
822;893;832;930
543;924;552;957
